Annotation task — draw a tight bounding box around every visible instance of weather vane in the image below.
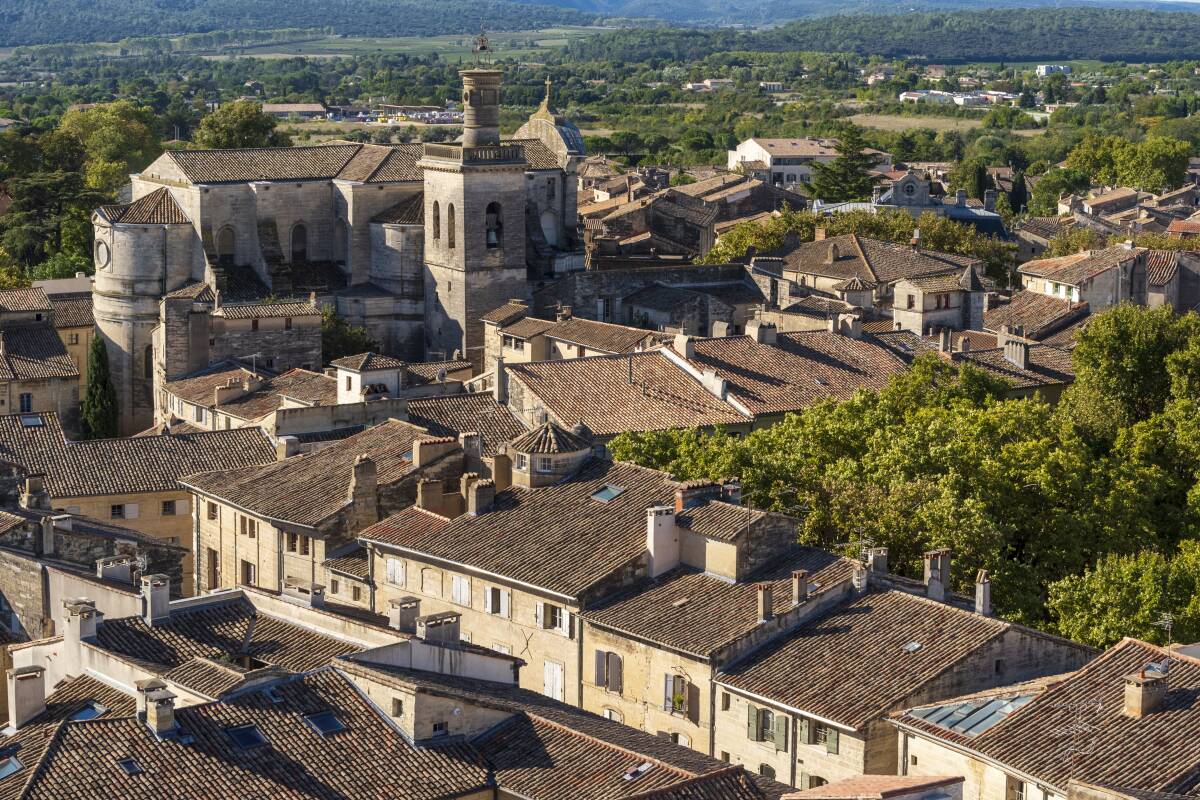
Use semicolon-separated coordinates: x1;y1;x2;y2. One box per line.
473;23;491;63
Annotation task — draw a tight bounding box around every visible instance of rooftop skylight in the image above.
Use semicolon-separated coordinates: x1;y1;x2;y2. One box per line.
591;484;626;503
225;724;269;750
0;756;21;780
68;701;106;722
304;711;346;737
117;758;142;777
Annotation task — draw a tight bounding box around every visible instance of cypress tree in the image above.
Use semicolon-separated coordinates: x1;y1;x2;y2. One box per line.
810;124;878;203
81;336;119;439
1010;170;1029;213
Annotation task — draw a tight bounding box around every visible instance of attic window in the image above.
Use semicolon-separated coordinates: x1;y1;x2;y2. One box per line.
591;484;626;503
671;597;690;608
623;762;654;781
902;641;922;654
18;415;41;428
0;756;21;780
117;758;141;777
304;711;346;737
69;701;107;721
226;724;269;750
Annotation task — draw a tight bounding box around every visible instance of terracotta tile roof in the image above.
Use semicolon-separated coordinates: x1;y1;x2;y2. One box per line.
501;317;556;339
983;291;1089;340
783;296;856;319
586;548;855;657
1166;218;1200;235
181;419;431;528
323;543;370;580
894;639;1200;794
406;392;527;458
1041;316;1089;349
507;352;748;438
1018;246;1137;286
544;317;661;354
750;137;840;158
212;300;318;320
685;332;907;416
21;669;491;800
783;775;963;800
164;282;215;301
161;656;254;698
94;595;361;673
1018;216;1075;241
901;266;988;293
508;420;591;454
0;674;136;800
164;144;363;184
719;589;1023;729
133;420;207;437
1146;250;1181;286
47;293;93;328
97;187;190;225
1086;187;1139;211
0;288;50;313
624;284;713;312
371;192;424;225
328;352;406;371
959;345;1076;389
0;413;276;498
0;324;78;380
163;365;335;422
338;143;422;183
782;234;980;286
360;459;748;599
481;301;531;325
407;359;472;384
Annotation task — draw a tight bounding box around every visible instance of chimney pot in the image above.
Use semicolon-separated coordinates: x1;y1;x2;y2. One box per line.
923;548;951;602
792;570;808;604
975;568;992;616
673;334;694;360
6;666;45;731
867;547;888;574
140;575;170;625
388;597;421;632
134;677;167;719
144;688;177;737
756;583;774;622
813;227;826;242
646;505;678;578
1124;670;1168;718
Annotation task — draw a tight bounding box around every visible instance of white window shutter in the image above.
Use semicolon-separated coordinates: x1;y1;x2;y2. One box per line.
500;590;510;619
535;602;544;629
125;503;139;520
563;610;574;639
484;588;494;614
663;674;672;710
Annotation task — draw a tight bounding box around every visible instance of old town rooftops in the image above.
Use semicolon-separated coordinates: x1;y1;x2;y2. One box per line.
893;638;1200;794
0;412;276;498
96;187;190;225
180;419;435;529
164;364;336;422
405;392;527;458
781;234;981;285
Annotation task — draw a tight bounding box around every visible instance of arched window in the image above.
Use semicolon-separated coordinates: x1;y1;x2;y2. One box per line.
485;202;502;249
144;345;153;380
291;223;308;264
432;201;440;241
447;204;456;249
216;226;235;265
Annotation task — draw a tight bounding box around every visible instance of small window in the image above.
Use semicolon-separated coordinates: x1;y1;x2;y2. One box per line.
603;707;623;723
18;394;32;414
251;319;259;332
720;751;730;762
721;692;730;711
299;537;309;556
431;720;448;737
392;697;404;717
226;724;268;749
906;294;915;310
352;585;361;602
116;758;141;777
68;333;79;345
18;415;41;428
536;456;553;474
161;500;176;517
345;376;352;391
206;502;218;521
451;575;471;606
304;711;345;737
910;754;919;766
110;504;124;520
286;533;298;553
284;318;292;331
591;484;626;503
330;579;340;594
515;454;528;471
995;658;1007;675
69;701;106;721
386;557;405;586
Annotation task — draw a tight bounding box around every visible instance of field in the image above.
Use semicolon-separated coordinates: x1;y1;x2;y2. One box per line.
205;27;605;60
850;113;1043;137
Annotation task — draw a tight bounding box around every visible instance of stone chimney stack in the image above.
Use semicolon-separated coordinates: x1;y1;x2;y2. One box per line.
388;597;421;632
6;666;45;730
923;548;951;602
646;505;678;578
867;547;888;574
756;584;774;622
348;454;379;532
493;356;508;404
134;677;167;720
64;599;99;668
975;569;992;616
96;555;135;585
36;516;55;557
956;190;967;207
466;478;495;516
747;319;777;345
911;228;921;248
673;334;694;360
416;611;461;644
1124;668;1169;719
1004;339;1031;370
813;227;827;242
826;242;840;264
145;688;177;737
140;574;170;626
19;475;50;511
791;570;808;604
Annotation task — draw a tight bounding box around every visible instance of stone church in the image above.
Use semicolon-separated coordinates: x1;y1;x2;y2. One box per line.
90;68;585;434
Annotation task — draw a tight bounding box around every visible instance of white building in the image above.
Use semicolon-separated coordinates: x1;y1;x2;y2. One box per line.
727;137;891;190
1036;64;1072;77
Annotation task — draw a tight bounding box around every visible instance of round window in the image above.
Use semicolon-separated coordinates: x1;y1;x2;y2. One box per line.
903;183;916;196
95;240;111;269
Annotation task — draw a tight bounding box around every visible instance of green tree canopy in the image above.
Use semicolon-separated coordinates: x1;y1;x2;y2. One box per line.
81;336;119;439
321;307;378;363
810;123;878;203
57;101;162;193
194;101;293;150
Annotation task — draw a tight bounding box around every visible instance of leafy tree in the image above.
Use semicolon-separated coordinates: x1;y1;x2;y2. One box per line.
194;100;293;149
1045;227;1104;257
950;159;990;201
810;124;877;203
57;101;162;192
81;337;119;440
1028;168;1090;216
31;251;92;281
0;171;105;267
320;307;378;363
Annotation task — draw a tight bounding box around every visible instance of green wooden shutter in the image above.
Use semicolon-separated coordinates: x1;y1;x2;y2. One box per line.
772;714;788;751
746;704;759;741
797;717;809;745
826;727;839;755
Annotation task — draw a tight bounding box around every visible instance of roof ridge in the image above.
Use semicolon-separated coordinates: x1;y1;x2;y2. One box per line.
171;143;361;156
517;712;695;782
621;764;751;799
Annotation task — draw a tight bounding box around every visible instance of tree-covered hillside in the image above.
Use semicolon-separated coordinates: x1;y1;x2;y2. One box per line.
570;7;1200;63
0;0;595;47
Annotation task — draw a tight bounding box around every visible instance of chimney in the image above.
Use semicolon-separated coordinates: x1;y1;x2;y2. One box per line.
282;577;326;609
747;319;777;345
838;313;862;339
493;357;508;404
673;334;694;360
467;478;495;516
276;435;299;460
721;478;742;505
975;569;991;616
956;189;967;207
813;227;826;242
791;570;808;604
826;242;840;264
145;688;177;737
416;479;443;514
348;454;379;531
938;327;952;353
923;548;951;602
674;480;721;512
984;189;997;212
140;574;170;626
134;677;167;720
1003;339;1030;370
388;597;421;632
756;584;773;622
853;563;869;591
36;516;55;557
646;505;678;578
955;337;971;354
64;599;99;670
459;432;483;475
557;305;573;321
711;320;730;337
416;611;461;644
6;666;45;730
911;228;921;248
1124;669;1169;719
96;555;134;584
19;475;50;511
867;547;888;574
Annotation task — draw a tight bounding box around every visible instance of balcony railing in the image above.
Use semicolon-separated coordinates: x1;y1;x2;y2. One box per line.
422;143;523;164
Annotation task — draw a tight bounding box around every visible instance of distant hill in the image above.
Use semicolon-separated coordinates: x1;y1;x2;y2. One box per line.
0;0;596;47
569;7;1200;63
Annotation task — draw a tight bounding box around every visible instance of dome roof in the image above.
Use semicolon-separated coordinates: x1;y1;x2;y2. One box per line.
508;420;592;455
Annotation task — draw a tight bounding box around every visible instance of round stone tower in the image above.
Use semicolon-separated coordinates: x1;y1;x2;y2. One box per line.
91;188;194;435
460;69;502;148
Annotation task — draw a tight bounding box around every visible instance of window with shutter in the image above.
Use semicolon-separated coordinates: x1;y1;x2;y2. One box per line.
606;652;623;693
386;558;404;586
746;704;760;741
772;714;788;751
798;718;810;745
825;726;839;755
686;682;700;724
499;589;510;619
535;602;544;628
125;503;139;520
594;650;607;686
